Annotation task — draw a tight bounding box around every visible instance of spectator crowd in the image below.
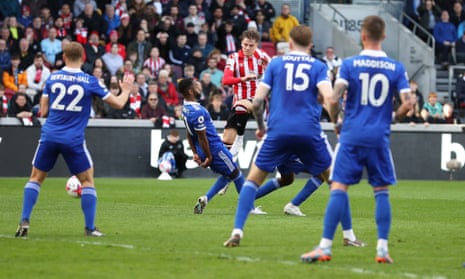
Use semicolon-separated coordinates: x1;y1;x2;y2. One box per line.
0;0;303;125
0;0;458;125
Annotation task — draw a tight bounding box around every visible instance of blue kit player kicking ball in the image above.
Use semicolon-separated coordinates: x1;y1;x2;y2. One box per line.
15;42;135;238
301;16;412;264
223;25;339;247
178;78;247;214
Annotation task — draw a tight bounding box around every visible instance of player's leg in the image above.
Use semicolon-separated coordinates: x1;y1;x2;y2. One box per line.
15;167;48;237
195;175;230;214
16;141;58;237
302;144;362;263
368;147;396;263
75;168;102;236
195;167;245;214
223;100;251;157
301;181;348;262
285;175;322;217
224;163;268;247
255;172;294;199
64;141;102;236
340;195;366;247
374;185;393;263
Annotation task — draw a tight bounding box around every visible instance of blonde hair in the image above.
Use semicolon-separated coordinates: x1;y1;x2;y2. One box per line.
63;41;84;62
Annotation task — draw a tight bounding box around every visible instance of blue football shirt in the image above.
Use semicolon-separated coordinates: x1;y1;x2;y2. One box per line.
182;100;224;157
337;50;410;147
41;67;110;144
260;51;330;137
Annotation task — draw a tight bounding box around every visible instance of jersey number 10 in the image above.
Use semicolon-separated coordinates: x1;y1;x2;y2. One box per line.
359;73;389;107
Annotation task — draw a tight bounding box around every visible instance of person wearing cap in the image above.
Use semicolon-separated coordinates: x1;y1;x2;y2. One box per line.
105;30;126;59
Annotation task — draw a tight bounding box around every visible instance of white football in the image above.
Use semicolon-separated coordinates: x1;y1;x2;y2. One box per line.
159;160;172;173
66;176;82;198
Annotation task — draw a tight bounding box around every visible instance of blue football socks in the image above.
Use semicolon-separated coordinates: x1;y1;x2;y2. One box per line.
322;189;348;240
206;175;230;201
255;178;279;199
232;171;245;193
340;192;353;231
233;181;258;230
81;187;97;230
375;190;391;240
21;181;41;222
291;176;322;206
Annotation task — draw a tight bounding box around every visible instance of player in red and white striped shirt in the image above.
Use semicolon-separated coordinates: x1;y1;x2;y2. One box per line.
222;30;270;157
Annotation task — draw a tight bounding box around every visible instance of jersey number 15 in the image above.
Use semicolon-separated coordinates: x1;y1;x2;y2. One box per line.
284;63;311;92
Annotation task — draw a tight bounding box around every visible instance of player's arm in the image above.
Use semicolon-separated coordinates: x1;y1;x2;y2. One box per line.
222;56;257;85
185;132;201;165
320;81;340;124
394;90;413;122
252;83;270;140
39;95;49;117
195;129;212;168
104;74;135;109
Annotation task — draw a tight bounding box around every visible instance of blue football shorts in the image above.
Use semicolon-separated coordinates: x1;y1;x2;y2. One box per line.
32;140;93;175
255;133;332;176
198;146;237;176
330;143;397;187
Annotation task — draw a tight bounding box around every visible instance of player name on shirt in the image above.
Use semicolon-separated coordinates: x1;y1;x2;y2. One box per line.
50;74;90;83
353;59;396;71
282;55;314;62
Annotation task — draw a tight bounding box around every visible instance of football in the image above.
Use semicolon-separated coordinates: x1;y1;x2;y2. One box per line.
159;160;172;174
66;176;82;198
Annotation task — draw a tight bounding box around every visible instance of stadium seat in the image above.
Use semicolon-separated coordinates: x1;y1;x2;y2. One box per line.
261;41;276;57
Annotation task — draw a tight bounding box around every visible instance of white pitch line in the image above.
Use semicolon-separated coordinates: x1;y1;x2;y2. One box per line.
0;234;135;249
212;251;447;279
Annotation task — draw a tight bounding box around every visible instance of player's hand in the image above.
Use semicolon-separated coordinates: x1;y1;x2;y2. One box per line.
193;154;202;165
200;156;212;168
255;128;265;141
119;73;135;92
243;73;257;81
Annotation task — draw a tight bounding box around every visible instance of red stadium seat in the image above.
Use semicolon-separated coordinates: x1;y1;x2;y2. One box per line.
261;41;276;57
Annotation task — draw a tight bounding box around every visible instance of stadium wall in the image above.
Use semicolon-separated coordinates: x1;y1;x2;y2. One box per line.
1;119;465;180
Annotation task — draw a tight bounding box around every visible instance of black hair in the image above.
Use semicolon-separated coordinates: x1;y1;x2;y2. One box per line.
178;78;194;97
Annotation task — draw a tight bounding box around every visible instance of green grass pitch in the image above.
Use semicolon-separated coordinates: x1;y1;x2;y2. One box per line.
0;177;464;278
